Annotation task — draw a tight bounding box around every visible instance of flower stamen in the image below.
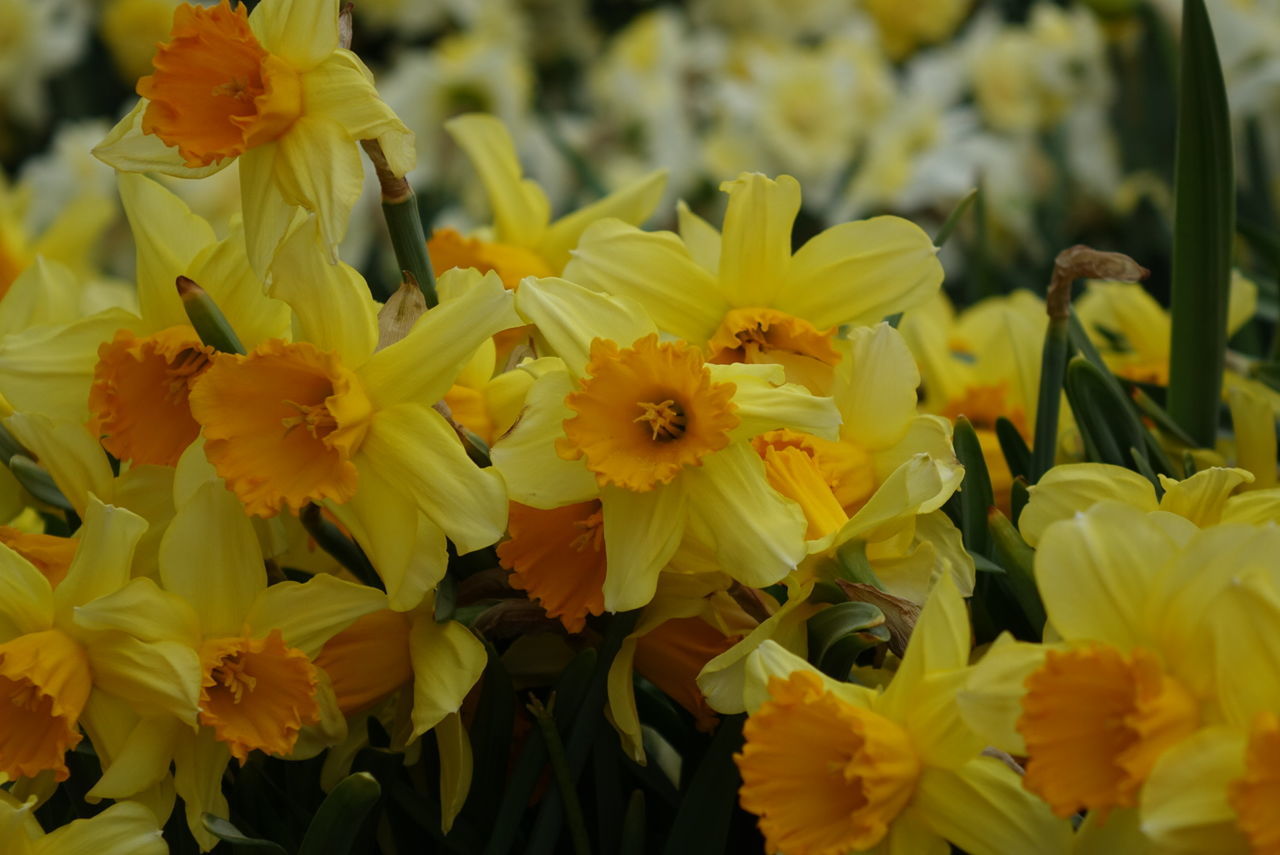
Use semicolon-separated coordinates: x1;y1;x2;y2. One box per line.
634;399;686;441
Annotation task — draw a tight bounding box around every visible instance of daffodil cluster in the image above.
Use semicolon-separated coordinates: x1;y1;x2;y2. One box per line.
0;0;1279;852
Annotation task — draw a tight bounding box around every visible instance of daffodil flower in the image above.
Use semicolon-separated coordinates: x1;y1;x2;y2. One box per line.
0;793;167;855
492;276;841;611
732;576;1071;855
428;113;666;288
561;172;942;394
94;0;415;272
0;174;290;469
1017;463;1279;546
959;503;1259;838
1135;526;1280;854
74;459;385;851
0;497;201;788
187;225;520;609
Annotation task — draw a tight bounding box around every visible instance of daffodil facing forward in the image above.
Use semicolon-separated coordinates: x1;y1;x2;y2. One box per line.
94;0;415;272
493;276;840;612
562;172;942;394
188;225;520;609
960;503;1264;840
733;577;1071;855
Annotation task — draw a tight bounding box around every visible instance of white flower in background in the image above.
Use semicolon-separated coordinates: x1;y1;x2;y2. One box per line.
0;0;89;126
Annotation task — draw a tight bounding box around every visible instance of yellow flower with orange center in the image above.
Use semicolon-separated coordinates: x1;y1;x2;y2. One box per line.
95;0;416;271
493;277;841;611
0;497;203;787
75;469;385;849
186;225;519;609
730;577;1072;855
563;172;943;394
961;506;1273;840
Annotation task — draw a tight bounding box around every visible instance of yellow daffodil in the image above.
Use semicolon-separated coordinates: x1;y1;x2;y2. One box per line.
78;455;385;850
1077;273;1256;387
1134;525;1280;854
733;576;1071;855
492;276;841;611
864;0;974;59
0;496;201;787
1017;462;1280;546
187;225;519;609
562;172;942;395
441;336;535;447
93;0;415;272
0;174;289;470
428;113;666;290
0;793;167;855
960;503;1259;838
901;290;1048;503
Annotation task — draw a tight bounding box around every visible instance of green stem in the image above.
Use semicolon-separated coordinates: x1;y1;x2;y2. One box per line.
299;503;384;590
361;139;438;307
1032;316;1069;482
529;698;591;855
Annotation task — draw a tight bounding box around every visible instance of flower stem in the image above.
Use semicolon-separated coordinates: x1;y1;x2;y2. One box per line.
361;139;438;308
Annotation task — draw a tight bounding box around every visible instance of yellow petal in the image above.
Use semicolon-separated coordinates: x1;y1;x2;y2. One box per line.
435;712;472;834
118;173;215;332
560;219;724;343
1140;727;1248;855
957;634;1046;756
540;170;667;270
835;323;921;450
1157;467;1253;526
360;269;519;408
54;497;148;618
490;368;602;508
92;99;232;179
913;758;1073;855
444;114;551;247
1035;501;1176;648
173;728;231;852
1222;487;1280;524
1072;808;1153;854
1200;552;1280;724
512;277;656;378
869;416;962;503
785;216;943;329
301;50;414;177
600;483;688;612
274;116;364;261
880;574;969;720
890;670;984;770
239;142;298;276
828;454;946;551
84;636;202;723
248;0;337;71
1019;463;1157;547
716;173;800;307
708;363;841;442
246;573;387;658
269;222;379;367
408;615;485;741
1227;386;1278;490
187;227;291;350
676;199;721;272
885;808;949;855
0;258;82;337
0;540;54;639
359;404;507;554
37;800;168;855
87;711;181;801
697;578;816;714
159;481;265;637
1228;269;1258;338
682;443;807;589
0;310;142;424
73;578;200;648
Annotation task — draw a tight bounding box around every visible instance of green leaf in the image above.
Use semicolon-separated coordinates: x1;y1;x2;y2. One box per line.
297;773;381;855
988;509;1046;639
995;416;1031;482
7;456;73;512
953;417;994;557
806;602;890;679
200;815;287;854
1031;316;1070;482
619;791;647;855
1166;0;1235;446
933;187;978;248
661;715;747;855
